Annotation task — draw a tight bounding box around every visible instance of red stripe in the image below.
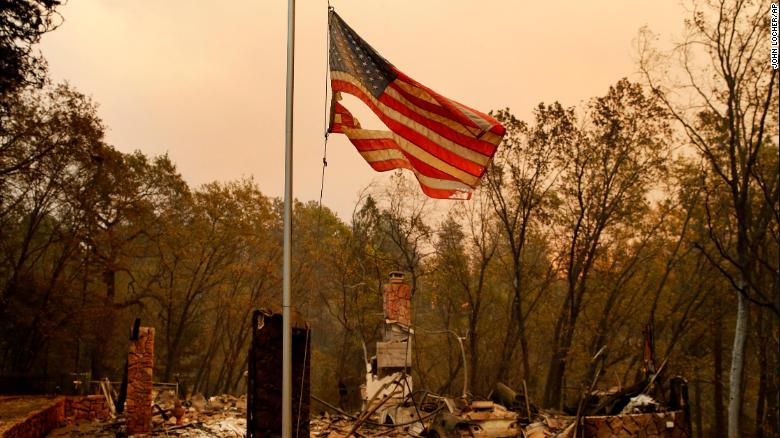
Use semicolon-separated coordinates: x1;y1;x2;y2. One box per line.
351;148;464;199
369;158;408;172
350;137;397;152
379;109;484;177
368;156;463;198
333;79;484;177
393;69;482;129
389;80;504;146
348;138;463;183
386;82;453;120
394;68;505;135
379;92;498;156
447;97;503;127
442;91;501;125
418;183;466;199
334;103;466;184
402;149;466;182
490;124;506;136
334;103;356;127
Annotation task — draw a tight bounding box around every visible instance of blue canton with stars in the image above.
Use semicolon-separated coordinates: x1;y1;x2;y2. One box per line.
329;10;398;98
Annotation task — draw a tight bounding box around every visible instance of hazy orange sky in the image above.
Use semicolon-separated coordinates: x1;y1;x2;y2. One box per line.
39;1;686;220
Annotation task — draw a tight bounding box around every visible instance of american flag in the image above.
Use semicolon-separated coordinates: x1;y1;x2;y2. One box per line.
328;10;505;200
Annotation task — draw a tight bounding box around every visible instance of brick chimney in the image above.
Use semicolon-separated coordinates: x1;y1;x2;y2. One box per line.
367;272;413;418
382;271;411;327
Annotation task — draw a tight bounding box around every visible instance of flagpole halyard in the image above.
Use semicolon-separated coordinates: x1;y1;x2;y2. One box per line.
282;0;295;437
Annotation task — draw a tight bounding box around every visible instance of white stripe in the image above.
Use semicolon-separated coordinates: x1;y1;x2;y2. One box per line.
332;71;492;166
384;87;500;146
396;76;495;133
359;149;474;192
342;126;479;186
451;101;494;131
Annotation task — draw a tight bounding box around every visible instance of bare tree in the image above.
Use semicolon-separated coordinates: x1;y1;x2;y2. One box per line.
0;0;63;95
640;1;779;434
543;79;671;408
371;171;434;298
432;188;499;394
484;108;559;384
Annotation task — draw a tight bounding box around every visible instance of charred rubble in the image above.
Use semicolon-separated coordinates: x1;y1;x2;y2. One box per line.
2;272;691;438
309;272;692;438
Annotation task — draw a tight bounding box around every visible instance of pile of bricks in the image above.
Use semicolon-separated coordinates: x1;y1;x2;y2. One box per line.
64;396;110;422
581;411;690;438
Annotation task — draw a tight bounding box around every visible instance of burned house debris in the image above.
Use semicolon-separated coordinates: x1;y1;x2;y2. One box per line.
309;273;693;438
0;274;692;438
362;271;414;426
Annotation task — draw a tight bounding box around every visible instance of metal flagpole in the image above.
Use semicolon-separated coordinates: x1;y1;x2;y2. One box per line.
282;0;295;436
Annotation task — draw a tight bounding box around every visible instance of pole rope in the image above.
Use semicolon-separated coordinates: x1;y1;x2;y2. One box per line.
312;0;331;260
294;326;310;438
297;7;329;435
318;1;331;213
297;9;330;432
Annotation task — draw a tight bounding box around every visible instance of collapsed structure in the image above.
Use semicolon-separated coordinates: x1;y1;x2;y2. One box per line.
350;273;523;437
362;271;415;425
313;272;693;438
1;272;692;438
